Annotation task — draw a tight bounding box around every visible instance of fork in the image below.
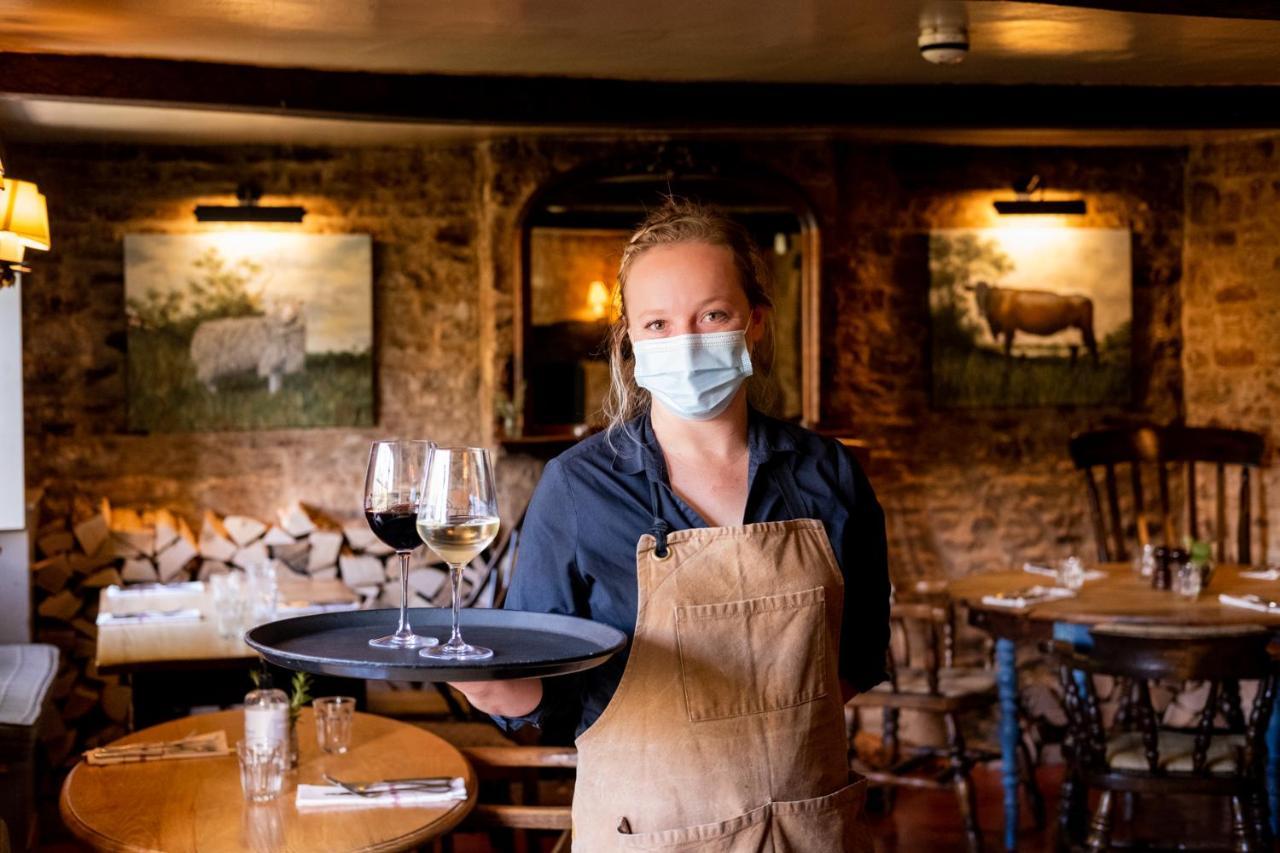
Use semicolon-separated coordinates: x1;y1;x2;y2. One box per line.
323;773;455;796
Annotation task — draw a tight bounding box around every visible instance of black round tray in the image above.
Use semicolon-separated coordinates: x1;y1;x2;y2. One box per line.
244;607;627;682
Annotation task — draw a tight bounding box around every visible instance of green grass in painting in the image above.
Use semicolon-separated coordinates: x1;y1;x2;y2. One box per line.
127;329;374;432
932;346;1130;408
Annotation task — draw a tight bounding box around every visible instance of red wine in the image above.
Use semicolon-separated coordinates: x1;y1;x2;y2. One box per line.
365;506;422;552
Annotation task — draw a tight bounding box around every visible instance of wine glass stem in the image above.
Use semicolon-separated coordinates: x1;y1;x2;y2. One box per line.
448;563;464;647
396;551;412;636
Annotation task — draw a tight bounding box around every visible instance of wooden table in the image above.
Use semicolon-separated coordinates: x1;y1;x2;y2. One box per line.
949;563;1280;850
61;708;477;852
97;578;360;726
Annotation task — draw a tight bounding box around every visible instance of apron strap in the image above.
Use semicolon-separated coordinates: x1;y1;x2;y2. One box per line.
647;478;671;559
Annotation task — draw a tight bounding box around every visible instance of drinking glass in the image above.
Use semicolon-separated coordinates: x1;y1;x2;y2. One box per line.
246;559;278;625
210;571;247;639
237;740;285;803
1057;556;1086;591
1176;560;1204;600
364;439;439;649
417;447;499;660
313;696;356;754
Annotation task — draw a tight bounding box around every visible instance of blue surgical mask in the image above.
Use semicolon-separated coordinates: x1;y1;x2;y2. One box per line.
631;329;754;421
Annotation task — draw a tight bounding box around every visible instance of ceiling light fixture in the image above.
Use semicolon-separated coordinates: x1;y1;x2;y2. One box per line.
994;175;1087;215
195;181;306;223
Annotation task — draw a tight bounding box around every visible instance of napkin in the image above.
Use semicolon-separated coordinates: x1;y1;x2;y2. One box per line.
1022;563;1106;583
104;581;205;599
1218;593;1280;613
1238;569;1280;581
85;731;231;765
296;779;468;810
96;608;204;625
981;586;1076;610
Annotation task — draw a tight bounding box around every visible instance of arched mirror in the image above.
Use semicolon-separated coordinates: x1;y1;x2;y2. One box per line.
512;169;820;441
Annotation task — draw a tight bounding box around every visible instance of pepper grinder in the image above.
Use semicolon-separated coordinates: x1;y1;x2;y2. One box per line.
1152;546;1173;591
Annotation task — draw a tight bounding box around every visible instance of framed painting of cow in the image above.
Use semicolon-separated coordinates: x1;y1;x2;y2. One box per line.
124;232;374;432
929;227;1131;408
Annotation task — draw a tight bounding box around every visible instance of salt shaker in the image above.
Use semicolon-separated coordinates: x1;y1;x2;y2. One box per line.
243;687;288;750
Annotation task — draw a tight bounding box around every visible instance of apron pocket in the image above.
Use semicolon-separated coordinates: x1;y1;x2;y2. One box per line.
674;585;828;722
617;780;867;852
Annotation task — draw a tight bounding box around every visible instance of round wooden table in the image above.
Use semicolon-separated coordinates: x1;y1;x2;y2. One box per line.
949;563;1280;851
60;708;477;853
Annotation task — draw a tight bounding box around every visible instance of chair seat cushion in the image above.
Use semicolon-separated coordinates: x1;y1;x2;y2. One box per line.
1106;731;1244;775
0;644;58;727
869;667;997;698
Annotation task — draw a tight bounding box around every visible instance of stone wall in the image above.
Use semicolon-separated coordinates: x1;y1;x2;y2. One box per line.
1184;136;1280;563
18;136;1190;584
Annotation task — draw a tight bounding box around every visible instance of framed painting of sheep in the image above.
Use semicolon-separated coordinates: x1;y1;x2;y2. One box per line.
124;233;373;431
929;227;1132;408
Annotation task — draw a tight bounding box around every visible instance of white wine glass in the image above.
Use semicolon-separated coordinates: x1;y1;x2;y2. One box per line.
417;447;499;660
364;439;439;649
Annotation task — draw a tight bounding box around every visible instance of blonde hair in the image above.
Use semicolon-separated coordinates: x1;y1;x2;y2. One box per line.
602;199;777;444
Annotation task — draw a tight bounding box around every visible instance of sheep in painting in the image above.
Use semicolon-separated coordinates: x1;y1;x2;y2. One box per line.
189;299;306;394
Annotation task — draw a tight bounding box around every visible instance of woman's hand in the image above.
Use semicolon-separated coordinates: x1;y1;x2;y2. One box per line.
448;679;543;717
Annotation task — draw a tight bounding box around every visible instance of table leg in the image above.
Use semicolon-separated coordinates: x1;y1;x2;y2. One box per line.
1053;623;1093;849
1268;695;1280;835
996;636;1019;851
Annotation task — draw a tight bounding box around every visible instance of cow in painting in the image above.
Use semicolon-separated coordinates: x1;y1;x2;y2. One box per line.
965;281;1098;364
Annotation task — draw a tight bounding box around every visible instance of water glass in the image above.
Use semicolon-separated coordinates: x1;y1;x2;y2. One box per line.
1057;556;1086;590
1133;543;1157;578
237;740;285;803
314;696;356;754
1176;560;1204;600
210;572;247;639
246;560;279;625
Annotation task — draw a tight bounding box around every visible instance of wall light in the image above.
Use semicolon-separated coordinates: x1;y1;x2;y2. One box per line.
0;160;51;288
993;175;1086;216
195;181;306;223
586;280;610;321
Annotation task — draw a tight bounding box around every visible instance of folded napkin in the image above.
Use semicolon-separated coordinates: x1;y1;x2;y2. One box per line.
982;586;1076;610
1023;563;1106;583
1239;569;1280;581
296;778;468;810
97;608;204;625
85;730;231;765
104;581;205;599
1218;593;1280;613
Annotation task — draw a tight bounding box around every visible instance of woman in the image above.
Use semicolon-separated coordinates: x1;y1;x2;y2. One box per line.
454;200;889;851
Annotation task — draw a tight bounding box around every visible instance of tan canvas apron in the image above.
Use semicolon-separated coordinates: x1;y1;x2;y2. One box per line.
571;482;869;852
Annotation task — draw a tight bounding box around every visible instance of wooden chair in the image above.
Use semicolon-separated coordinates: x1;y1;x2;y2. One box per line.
1047;623;1279;851
1069;425;1265;564
437;745;574;853
850;593;1044;852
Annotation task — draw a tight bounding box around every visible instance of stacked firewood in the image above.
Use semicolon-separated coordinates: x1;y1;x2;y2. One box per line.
30;497;479;767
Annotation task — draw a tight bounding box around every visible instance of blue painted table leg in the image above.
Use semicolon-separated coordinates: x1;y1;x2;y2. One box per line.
995;636;1019;851
1268;695;1280;835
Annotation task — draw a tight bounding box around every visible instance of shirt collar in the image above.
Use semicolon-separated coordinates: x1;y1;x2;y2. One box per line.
609;407;798;477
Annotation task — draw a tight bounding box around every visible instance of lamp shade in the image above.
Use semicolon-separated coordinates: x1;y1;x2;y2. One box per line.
0;232;25;265
0;179;50;251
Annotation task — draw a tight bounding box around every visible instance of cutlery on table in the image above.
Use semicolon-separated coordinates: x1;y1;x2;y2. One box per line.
322;772;456;796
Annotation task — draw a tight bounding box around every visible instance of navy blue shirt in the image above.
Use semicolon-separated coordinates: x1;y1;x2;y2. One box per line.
497;409;890;738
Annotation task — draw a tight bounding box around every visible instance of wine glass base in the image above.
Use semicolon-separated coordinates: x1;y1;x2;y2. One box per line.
369;633;439;649
420;643;493;660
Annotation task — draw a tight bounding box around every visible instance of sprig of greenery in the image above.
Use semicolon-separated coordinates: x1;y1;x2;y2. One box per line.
288;671;314;724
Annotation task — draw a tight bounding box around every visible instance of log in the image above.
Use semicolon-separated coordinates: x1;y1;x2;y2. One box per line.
109;507;146;532
310;566;338;581
307;530;343;573
409;567;448;599
49;667;78;700
199;511;237;562
37;530;76;557
224;514;267;547
72;501;111;556
339;553;385;588
197;560;230;580
342;522;379;553
352;584;382;600
150;508;180;552
277;502;317;538
63;684;100;721
157;533;199;582
33;554;74;594
121;558;159;583
70;617;97;639
82;567;123;589
111;529;155;559
262;525;295;546
270;541;310;573
37;589;81;622
231;541;269;571
68;545;119;575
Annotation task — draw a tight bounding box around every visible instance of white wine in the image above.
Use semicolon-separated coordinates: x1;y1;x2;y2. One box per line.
418;515;499;565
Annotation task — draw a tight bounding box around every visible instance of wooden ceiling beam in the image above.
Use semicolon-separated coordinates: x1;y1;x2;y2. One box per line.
2;52;1280;130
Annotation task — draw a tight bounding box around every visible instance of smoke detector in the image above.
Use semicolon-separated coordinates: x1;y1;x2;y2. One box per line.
918;1;969;65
